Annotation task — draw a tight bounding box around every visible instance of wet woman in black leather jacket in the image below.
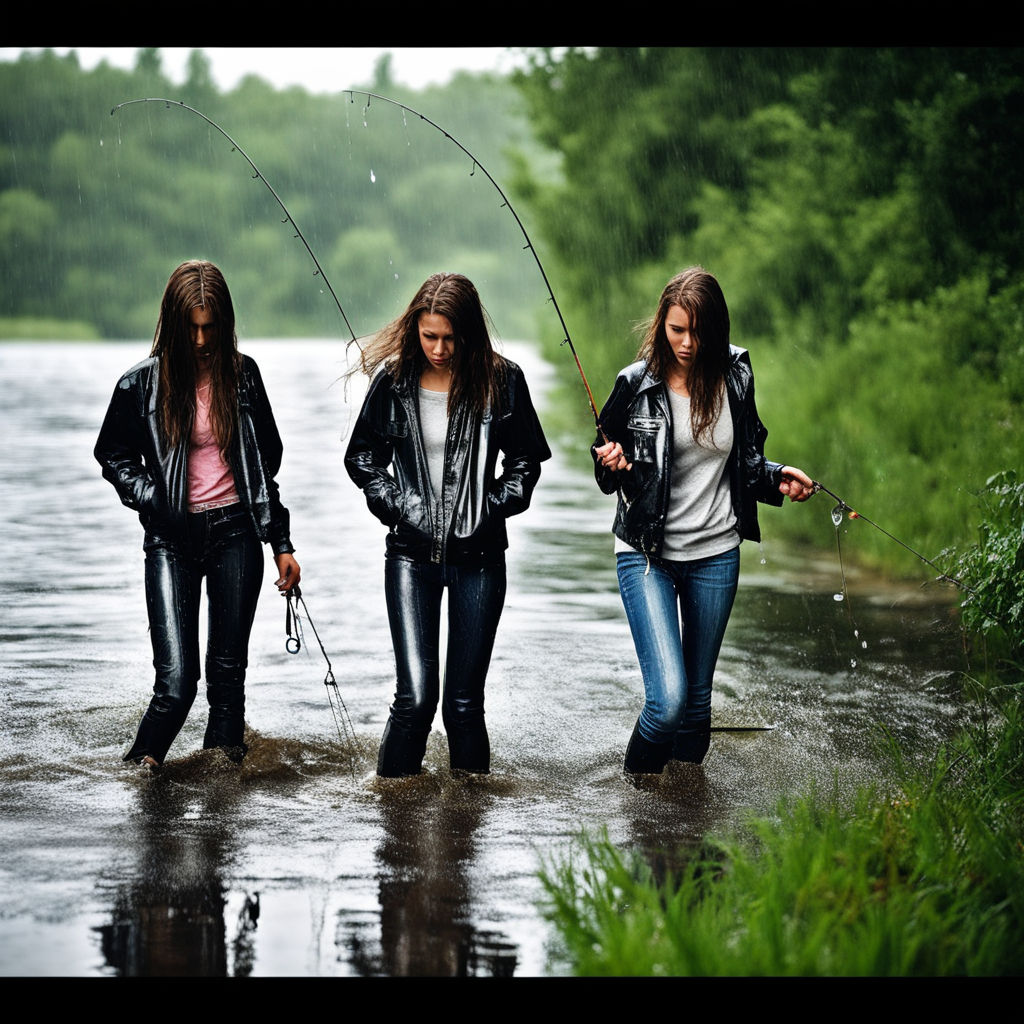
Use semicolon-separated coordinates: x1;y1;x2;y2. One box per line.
593;267;814;777
95;260;300;767
346;273;550;777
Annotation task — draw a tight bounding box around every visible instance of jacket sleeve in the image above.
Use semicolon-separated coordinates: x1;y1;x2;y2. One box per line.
344;373;409;527
489;365;552;519
94;373;160;520
736;357;784;508
592;371;634;495
243;358;294;554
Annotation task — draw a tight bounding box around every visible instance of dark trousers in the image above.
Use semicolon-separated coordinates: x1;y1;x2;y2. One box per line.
124;504;264;764
377;555;506;777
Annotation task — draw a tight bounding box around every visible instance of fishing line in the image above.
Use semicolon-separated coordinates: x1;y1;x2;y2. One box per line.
346;90;608;441
811;479;979;665
284;586;358;775
111;98;359;346
811;480;976;595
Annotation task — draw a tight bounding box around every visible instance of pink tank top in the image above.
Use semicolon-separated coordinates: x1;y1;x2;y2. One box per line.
188;380;239;511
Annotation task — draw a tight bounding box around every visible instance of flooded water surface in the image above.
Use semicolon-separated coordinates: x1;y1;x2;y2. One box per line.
0;340;967;976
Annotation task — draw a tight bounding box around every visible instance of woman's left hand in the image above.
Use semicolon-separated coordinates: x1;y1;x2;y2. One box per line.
274;552;302;592
779;466;816;502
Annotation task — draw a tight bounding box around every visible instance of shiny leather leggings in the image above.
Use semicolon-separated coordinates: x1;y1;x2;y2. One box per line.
124;504;264;764
377;556;506;777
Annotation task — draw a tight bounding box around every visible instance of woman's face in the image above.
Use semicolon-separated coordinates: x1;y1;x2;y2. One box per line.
418;312;455;373
190;305;217;366
665;304;698;372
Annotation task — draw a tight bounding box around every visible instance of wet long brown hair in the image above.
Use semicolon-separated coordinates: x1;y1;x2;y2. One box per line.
637;266;731;447
151;260;241;452
353;273;504;417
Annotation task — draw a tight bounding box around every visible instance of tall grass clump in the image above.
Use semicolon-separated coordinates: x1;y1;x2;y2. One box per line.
542;701;1024;976
541;474;1024;976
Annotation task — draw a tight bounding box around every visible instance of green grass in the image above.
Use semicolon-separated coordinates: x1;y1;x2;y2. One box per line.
0;318;99;341
541;687;1024;976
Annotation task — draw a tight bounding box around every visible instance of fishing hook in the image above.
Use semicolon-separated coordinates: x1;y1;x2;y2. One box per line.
811;480;977;596
345;89;607;440
110;97;359;345
284;585;358;775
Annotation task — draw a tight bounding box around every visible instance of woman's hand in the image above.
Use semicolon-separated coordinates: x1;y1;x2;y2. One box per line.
779;466;815;502
594;439;632;473
274;552;301;592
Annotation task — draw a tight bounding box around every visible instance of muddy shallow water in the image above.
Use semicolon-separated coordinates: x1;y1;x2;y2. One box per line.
0;339;967;976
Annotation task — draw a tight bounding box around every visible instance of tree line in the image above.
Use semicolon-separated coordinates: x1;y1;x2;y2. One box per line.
0;47;550;342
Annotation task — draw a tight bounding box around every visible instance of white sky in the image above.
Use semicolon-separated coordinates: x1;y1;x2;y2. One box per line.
0;47;534;94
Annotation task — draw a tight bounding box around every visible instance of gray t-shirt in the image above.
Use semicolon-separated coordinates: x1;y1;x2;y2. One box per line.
418;385;449;499
616;386;739;561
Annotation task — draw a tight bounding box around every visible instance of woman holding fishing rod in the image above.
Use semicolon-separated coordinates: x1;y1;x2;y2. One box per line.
95;259;300;768
346;272;551;777
592;267;814;777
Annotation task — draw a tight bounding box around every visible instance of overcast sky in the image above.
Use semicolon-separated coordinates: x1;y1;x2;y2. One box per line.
0;47;535;94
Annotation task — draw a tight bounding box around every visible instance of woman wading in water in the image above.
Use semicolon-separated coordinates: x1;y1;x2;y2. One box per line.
592;267;814;777
96;260;300;767
346;273;550;777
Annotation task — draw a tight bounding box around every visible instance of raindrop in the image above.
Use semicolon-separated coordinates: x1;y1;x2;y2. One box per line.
850;659;857;669
831;504;845;528
833;593;844;602
861;640;868;649
369;169;376;183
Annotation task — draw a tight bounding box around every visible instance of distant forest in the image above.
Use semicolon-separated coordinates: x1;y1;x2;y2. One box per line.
0;47;553;342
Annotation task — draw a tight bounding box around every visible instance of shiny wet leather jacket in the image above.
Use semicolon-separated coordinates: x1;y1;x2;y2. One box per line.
94;354;294;554
593;345;784;554
345;359;551;565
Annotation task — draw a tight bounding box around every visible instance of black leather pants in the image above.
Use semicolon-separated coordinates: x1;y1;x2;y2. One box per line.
124;504;264;764
377;555;506;777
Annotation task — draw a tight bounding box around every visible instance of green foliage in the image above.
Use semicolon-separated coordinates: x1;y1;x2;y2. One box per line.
943;471;1024;654
542;692;1024;976
0;48;550;341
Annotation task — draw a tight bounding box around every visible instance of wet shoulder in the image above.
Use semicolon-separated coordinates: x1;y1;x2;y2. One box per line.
116;355;158;391
617;359;648;384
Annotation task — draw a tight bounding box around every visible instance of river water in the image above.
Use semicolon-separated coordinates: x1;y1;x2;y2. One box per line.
0;339;967;977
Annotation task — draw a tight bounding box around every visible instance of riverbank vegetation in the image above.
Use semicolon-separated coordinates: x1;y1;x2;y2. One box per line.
513;48;1024;573
540;479;1024;976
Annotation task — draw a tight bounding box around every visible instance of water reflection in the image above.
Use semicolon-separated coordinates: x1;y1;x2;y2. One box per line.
337;775;516;976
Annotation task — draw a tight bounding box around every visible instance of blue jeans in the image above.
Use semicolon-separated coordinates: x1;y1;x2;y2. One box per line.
616;547;740;752
124;504;264;764
378;555;506;776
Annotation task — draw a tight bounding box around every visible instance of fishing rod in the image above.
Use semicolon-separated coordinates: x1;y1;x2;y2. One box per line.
811;479;978;597
345;90;607;440
110;97;359;345
285;586;358;774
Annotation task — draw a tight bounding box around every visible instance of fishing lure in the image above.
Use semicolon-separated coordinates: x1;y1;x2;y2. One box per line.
811;480;975;595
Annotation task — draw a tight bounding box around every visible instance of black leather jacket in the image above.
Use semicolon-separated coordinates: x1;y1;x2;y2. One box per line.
94;354;294;554
345;358;551;565
593;345;784;554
